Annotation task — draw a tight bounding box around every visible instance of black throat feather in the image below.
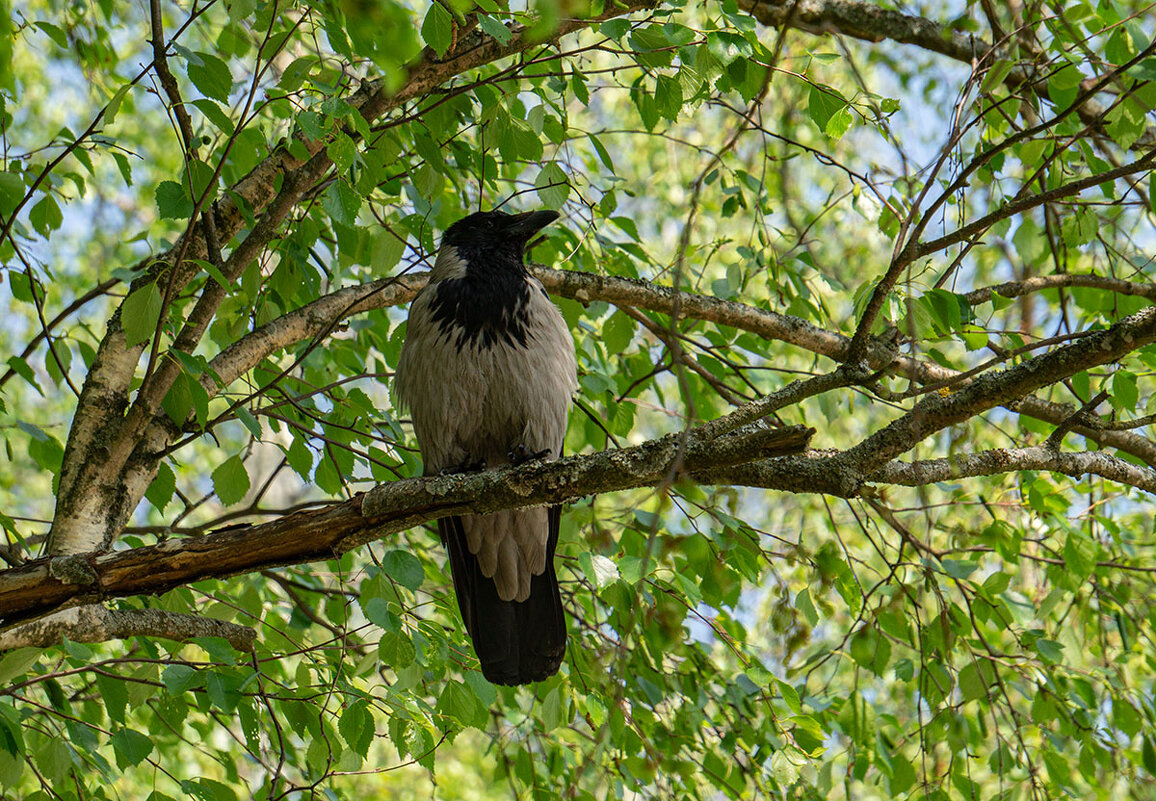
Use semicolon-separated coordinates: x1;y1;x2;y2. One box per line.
428;245;533;349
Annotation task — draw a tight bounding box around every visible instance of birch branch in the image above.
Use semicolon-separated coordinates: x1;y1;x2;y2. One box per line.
870;446;1156;493
0;606;255;652
190;267;1156;467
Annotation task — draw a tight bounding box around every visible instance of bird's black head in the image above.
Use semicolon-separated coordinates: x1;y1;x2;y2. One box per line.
427;209;560;347
441;209;560;265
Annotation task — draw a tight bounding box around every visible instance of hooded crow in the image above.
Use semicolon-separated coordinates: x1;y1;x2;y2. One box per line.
393;209;577;685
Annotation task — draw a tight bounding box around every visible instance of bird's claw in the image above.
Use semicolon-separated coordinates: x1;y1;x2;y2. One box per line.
508;444;552;466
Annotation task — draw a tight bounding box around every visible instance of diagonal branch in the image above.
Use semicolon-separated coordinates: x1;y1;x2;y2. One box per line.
836;304;1156;474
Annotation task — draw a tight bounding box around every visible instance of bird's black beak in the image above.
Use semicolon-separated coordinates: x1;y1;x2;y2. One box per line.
504;210;560;243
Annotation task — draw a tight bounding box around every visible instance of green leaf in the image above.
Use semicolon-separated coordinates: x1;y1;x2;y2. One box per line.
980;58;1015;94
7;356;42;395
382;549;424;591
37;738;71;783
96;672;129;723
1034;638;1064;664
602;311;635;354
958;661;991;702
212;456;250;506
121;282;163;347
327;132;356;174
378;630;416;668
372;228;406;273
1144;737;1156;776
34;21;68;48
600;19;630;40
1063;532;1096;581
0;171;24;216
437;680;480;725
478;14;512;45
0;746;22;786
28;428;64;477
654;74;683;122
796;588;819;626
181;778;239;801
705;31;751;65
156;180;192;219
29;194;62;236
323;178;361;227
849;626;890;676
421;2;454;58
286;436;314;479
192;257;232;290
183;158;219;205
579;553;619;589
162;664;201;694
339;700;375;758
162;371;195;426
588;133;615;171
632;85;660;131
104;83;132;125
824;105;854;139
808;85;847;135
187;51;234;103
146;461;176;513
770;750;799;787
0;648;42;685
191;98;234;134
236;406;262;439
535;161;569;209
111;728;154;769
941;558;979;580
1112;369;1139;411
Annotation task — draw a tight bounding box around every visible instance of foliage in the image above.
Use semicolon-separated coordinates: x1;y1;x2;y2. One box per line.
1;0;1156;799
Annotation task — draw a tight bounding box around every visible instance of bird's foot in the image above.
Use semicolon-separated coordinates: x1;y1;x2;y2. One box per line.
508;444;552;466
440;455;487;475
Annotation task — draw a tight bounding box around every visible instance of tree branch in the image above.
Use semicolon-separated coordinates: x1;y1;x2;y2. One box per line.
915;146;1156;259
871;446;1156;494
964;272;1156;305
738;0;1155;149
0;605;255;652
10;300;1156;630
836;305;1156;474
0;424;813;626
175;266;1156;469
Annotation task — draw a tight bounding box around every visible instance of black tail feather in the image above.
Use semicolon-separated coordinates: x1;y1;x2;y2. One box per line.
439;507;567;685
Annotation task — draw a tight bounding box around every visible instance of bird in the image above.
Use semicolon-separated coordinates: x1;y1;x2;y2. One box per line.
393;208;577;685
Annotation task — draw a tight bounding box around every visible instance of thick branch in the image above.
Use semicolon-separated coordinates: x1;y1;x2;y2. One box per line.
0;425;812;626
0;605;255;652
12;297;1156;629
